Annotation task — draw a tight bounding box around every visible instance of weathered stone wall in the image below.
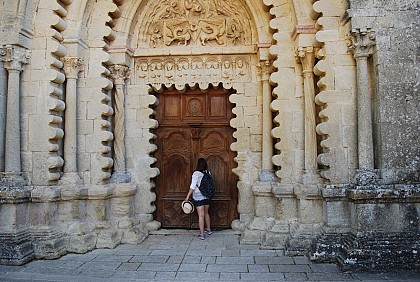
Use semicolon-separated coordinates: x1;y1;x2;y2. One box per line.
348;0;420;183
0;0;418;271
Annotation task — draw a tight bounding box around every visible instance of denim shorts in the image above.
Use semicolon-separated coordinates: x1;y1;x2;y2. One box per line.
194;199;211;207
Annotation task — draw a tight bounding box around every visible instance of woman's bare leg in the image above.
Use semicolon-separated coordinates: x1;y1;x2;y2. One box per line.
196;205;205;235
204;205;211;231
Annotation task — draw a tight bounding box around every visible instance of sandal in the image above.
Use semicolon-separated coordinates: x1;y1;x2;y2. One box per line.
198;234;205;240
205;229;212;235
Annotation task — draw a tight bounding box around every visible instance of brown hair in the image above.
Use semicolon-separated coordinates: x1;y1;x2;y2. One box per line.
196;158;208;172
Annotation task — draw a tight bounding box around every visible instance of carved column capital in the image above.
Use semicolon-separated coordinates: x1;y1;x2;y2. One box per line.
257;60;274;81
347;28;376;58
1;45;30;71
296;46;315;76
61;57;83;79
110;64;130;85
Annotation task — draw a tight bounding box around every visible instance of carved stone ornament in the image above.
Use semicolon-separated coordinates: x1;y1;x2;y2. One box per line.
142;0;252;48
135;55;251;90
347;28;376;58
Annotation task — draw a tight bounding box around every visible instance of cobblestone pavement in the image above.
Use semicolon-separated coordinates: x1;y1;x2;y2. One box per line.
0;230;419;281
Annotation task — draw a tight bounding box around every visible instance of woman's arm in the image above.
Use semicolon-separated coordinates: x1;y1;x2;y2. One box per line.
185;188;193;202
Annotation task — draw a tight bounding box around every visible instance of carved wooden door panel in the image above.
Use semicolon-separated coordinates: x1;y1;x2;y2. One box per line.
154;87;238;229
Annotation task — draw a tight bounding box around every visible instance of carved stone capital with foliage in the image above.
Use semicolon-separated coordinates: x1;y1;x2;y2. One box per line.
347;28;376;58
61;57;83;79
110;64;130;85
1;45;30;71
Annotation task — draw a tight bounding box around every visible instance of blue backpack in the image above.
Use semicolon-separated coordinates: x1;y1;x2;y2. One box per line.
198;170;215;199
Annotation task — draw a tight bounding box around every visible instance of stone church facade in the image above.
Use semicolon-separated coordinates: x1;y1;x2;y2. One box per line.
0;0;418;270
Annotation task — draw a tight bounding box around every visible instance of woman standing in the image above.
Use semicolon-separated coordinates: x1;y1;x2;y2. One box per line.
185;158;212;240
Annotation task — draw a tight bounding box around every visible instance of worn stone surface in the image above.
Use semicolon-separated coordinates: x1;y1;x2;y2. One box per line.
0;0;418;271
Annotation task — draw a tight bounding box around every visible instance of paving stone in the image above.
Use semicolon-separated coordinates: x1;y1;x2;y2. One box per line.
130;255;168;263
175;271;219;280
248;264;270;273
93;254;132;262
269;264;312;273
220;272;241;280
222;249;240;256
78;261;122;271
200;256;216;264
216;256;254;265
308;272;356;281
206;264;248;272
117;262;141;271
293;256;310;264
241;249;278;257
241;272;286;281
137;262;180;272
178;263;207;272
79;268;116;278
254;256;295;264
113;270;156;280
284;272;309;281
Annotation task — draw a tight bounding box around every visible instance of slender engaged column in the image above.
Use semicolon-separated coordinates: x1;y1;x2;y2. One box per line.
260;61;274;173
61;57;83;182
3;46;30;174
297;46;321;184
348;28;377;185
110;65;130;181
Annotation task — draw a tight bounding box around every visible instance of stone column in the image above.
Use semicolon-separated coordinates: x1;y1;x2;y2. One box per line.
297;46;321;184
110;65;130;182
0;50;7;171
2;46;30;179
61;57;83;183
348;28;377;185
259;60;275;181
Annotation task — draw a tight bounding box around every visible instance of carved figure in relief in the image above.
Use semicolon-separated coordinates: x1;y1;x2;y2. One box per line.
165;61;175;83
222;59;233;81
150;61;163;84
150;23;163;48
191;59;203;82
161;1;184;19
235;58;247;80
198;19;225;45
184;0;204;15
137;61;148;79
227;20;242;44
165;20;195;46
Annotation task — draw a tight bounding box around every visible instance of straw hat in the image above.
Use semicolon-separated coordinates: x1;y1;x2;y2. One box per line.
182;201;194;214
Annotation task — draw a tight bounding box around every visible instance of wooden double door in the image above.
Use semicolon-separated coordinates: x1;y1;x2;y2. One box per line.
154;87;238;229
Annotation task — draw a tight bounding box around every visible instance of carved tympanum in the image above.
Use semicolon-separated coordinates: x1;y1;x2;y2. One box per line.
143;0;251;48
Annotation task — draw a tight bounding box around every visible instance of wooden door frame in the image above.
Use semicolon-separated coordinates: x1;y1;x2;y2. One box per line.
152;85;239;229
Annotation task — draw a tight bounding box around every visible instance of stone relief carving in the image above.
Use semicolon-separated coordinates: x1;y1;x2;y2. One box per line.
145;0;251;48
135;56;251;90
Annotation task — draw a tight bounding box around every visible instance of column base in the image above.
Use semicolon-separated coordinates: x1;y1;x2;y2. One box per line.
354;169;378;186
302;170;323;185
259;169;278;182
111;171;131;183
60;172;82;185
0;172;26;189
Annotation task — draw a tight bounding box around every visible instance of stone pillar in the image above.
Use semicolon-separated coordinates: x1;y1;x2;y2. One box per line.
348;28;377;185
0;51;6;171
61;57;83;183
259;60;275;181
297;46;321;184
110;65;130;182
1;46;30;179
